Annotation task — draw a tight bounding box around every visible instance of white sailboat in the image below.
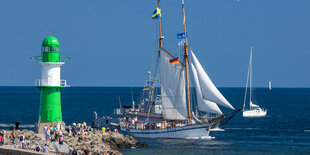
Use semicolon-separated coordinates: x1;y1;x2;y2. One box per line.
269;81;272;90
242;47;267;117
119;0;239;139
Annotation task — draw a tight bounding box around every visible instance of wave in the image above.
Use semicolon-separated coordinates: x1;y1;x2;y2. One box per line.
225;127;261;130
0;123;35;128
210;127;225;132
185;136;215;140
225;128;306;133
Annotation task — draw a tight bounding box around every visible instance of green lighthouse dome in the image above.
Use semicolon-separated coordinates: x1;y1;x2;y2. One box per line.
41;36;60;62
42;36;60;47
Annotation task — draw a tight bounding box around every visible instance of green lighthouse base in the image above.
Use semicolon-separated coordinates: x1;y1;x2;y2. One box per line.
38;86;65;122
36;86;66;133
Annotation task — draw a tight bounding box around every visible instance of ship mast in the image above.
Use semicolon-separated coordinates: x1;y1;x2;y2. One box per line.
158;0;163;48
182;0;192;123
147;0;162;119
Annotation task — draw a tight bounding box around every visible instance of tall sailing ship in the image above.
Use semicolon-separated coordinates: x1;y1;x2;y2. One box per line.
119;0;240;139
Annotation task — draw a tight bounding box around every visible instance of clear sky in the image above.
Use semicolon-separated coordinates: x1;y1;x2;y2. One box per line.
0;0;309;87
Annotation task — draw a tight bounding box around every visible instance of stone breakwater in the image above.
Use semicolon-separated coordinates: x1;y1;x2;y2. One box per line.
63;130;140;154
2;129;140;155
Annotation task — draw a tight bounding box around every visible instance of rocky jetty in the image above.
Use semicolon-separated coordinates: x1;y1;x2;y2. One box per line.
2;129;139;155
2;130;43;147
63;130;139;154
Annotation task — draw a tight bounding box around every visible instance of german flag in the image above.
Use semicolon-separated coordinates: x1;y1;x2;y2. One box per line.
169;58;179;64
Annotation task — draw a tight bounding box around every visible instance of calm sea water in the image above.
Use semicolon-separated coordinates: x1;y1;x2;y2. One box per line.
0;87;309;154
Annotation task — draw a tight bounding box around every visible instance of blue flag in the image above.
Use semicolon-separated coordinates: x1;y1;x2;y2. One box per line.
177;33;185;39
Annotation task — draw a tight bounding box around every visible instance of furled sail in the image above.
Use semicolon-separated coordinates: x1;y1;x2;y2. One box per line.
250;101;259;108
191;50;235;110
159;49;188;120
191;63;223;114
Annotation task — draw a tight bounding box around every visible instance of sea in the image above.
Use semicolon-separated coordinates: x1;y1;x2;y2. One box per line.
0;86;309;155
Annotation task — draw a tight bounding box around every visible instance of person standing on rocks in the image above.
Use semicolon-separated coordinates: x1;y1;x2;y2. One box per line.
68;128;72;136
59;129;63;138
50;128;55;142
11;129;16;148
59;136;63;148
55;128;59;142
0;131;3;146
46;128;50;141
19;133;25;146
43;125;47;135
72;123;76;137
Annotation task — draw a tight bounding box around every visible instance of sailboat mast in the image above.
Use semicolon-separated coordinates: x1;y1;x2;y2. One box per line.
182;0;192;123
243;48;251;111
249;47;253;108
158;0;163;48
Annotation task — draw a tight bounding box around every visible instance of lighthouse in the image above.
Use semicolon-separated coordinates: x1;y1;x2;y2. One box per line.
32;36;69;132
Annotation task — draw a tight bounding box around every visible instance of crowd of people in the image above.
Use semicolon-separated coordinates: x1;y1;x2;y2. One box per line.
0;120;119;155
0;128;48;152
121;116;198;130
66;122;93;137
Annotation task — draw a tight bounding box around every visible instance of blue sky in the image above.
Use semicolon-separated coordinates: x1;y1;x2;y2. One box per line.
0;0;309;87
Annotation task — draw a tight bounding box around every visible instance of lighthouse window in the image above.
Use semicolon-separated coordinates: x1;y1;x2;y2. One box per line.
53;47;59;52
49;47;53;52
44;47;49;52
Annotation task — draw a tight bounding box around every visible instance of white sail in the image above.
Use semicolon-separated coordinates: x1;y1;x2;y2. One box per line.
191;63;223;114
191;51;234;110
250;101;259;108
159;49;188;120
269;81;272;90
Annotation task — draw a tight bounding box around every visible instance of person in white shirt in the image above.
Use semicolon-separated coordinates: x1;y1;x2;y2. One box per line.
43;144;49;154
43;125;48;135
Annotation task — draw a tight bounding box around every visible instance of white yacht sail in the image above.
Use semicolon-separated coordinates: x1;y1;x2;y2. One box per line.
191;51;235;110
191;63;223;114
269;81;272;90
159;49;188;120
250;101;259;108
